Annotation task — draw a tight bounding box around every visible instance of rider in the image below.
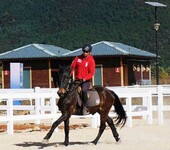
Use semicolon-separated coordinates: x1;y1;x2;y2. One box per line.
70;44;96;115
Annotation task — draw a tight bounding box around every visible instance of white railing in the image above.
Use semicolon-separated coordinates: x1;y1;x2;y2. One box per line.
0;87;98;134
107;85;170;126
0;85;170;134
0;87;60;135
108;89;152;127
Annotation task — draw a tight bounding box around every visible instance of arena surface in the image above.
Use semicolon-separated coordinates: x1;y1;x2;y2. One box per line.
0;117;170;150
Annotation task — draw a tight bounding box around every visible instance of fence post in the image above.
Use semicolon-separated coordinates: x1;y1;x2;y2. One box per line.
147;92;153;124
7;95;14;135
40;97;45;115
50;92;57;122
142;95;147;120
92;113;100;128
126;96;132;127
157;85;163;125
50;91;59;132
35;87;40;124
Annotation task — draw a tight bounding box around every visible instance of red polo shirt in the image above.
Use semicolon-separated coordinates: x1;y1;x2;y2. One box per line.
70;54;95;81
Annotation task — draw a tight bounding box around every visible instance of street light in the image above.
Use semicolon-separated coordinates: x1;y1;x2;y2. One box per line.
145;2;167;85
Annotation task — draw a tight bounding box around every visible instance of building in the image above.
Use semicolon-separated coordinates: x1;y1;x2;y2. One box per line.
0;41;156;88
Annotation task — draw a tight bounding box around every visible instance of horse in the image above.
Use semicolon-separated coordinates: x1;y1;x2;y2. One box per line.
42;67;127;146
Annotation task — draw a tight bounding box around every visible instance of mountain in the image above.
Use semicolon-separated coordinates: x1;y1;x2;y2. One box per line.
0;0;169;67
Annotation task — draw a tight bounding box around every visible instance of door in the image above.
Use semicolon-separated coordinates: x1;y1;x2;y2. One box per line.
93;65;103;86
23;67;31;88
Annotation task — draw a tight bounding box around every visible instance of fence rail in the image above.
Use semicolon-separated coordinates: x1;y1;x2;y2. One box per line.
0;85;170;135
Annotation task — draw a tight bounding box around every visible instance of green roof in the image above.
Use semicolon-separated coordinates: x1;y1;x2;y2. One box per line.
0;43;70;60
63;41;156;58
0;41;156;60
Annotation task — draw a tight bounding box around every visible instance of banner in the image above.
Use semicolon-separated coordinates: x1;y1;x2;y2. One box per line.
10;63;23;105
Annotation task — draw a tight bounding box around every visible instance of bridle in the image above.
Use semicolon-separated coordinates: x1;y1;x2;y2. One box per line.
57;79;82;97
57;73;71;97
57;67;83;97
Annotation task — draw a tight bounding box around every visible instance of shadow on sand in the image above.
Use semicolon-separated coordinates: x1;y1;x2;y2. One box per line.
15;141;93;149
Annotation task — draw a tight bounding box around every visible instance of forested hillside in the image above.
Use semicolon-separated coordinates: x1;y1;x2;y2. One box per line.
0;0;169;68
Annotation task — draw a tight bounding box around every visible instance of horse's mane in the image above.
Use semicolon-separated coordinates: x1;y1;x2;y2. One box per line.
58;80;82;113
58;67;81;111
59;66;71;77
58;66;72;87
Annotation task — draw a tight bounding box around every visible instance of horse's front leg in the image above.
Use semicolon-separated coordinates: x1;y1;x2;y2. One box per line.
64;118;70;146
42;113;68;144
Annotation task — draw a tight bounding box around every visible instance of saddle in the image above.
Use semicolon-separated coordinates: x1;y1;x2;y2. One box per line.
77;86;100;107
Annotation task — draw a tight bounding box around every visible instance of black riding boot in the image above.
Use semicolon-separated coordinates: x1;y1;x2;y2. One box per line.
82;92;89;115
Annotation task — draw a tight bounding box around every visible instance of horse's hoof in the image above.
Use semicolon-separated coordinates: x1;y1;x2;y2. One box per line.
91;141;97;145
116;138;121;144
41;139;49;144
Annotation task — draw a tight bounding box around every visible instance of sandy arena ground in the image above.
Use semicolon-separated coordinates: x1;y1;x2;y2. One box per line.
0;117;170;150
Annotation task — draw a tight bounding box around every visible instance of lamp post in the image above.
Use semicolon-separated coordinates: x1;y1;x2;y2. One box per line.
145;2;167;85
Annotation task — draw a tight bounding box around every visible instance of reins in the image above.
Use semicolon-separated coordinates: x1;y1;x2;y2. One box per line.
58;68;82;96
66;78;72;91
67;80;82;93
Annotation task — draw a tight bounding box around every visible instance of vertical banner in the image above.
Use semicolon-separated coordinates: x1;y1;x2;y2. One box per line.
10;63;23;105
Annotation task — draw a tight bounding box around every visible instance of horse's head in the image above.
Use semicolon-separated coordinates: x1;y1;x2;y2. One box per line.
57;66;72;98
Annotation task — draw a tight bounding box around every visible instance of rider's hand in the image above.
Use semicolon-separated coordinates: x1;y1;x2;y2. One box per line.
74;79;83;84
80;79;84;83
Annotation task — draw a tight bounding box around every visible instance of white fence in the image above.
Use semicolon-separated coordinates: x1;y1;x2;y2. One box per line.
107;85;170;126
0;85;170;135
0;87;98;135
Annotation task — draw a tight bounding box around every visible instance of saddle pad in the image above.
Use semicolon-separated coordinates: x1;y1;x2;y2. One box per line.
86;89;100;107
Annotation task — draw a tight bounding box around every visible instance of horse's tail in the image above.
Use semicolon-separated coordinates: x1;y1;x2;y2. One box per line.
110;90;127;128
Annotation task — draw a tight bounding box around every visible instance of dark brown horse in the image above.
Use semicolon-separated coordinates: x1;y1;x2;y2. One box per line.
42;67;127;146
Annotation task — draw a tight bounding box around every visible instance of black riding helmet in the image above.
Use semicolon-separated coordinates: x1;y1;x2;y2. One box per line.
82;44;92;52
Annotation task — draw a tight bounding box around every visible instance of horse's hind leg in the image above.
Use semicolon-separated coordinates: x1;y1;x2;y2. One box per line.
106;116;120;142
64;118;69;146
42;114;68;144
92;117;106;145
